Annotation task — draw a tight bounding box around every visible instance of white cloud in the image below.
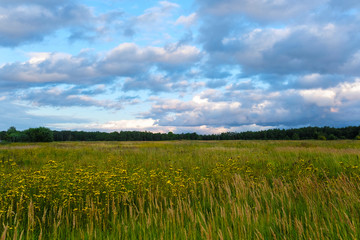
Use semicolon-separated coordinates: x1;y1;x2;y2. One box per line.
300;73;322;85
93;119;157;130
105;43;201;65
299;79;360;107
27;52;52;64
337;79;360;101
135;1;179;24
175;13;197;27
48;120;277;134
299;89;337;107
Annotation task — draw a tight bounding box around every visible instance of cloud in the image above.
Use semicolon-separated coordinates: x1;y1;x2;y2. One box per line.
136;1;179;24
0;42;202;111
339;51;360;75
172;124;275;134
0;52;101;89
0;43;202;90
142;79;360;129
48;119;165;132
197;0;360;23
123;1;180;37
0;96;89;130
2;0;360;133
0;3;95;46
328;0;360;10
285;74;346;90
195;0;360;86
299;89;337;107
46;119;275;134
0;1;125;46
0;0;69;7
123;73;204;94
99;42;202;75
19;86;123;110
197;0;325;22
175;13;197;27
89;119;158;131
213;23;360;77
206;79;228;88
122;74;174;93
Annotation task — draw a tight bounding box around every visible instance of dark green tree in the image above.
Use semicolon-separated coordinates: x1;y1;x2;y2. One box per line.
6;126;28;142
24;127;54;142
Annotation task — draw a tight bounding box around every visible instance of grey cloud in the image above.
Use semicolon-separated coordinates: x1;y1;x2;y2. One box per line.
68;29;97;42
177;31;194;46
0;53;102;89
0;0;69;7
197;0;324;22
198;16;236;53
0;1;125;46
122;75;172;93
329;0;360;10
215;23;360;77
197;21;360;88
0;42;202;97
123;27;135;37
99;43;202;77
121;1;179;38
144;79;360;129
259;26;358;75
99;10;124;22
20;86;123;110
117;95;142;105
79;85;108;96
203;66;233;79
206;79;227;88
0;3;94;46
195;0;360;90
0;97;88;130
227;80;257;90
122;74;198;94
135;2;178;24
284;74;347;90
197;0;360;24
98;43;157;76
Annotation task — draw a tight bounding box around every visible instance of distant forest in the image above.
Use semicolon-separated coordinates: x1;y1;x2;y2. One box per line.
1;125;360;143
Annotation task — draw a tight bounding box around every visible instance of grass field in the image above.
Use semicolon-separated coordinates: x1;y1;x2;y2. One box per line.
1;140;360;239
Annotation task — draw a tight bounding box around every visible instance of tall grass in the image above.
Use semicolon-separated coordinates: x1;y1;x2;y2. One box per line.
1;140;360;239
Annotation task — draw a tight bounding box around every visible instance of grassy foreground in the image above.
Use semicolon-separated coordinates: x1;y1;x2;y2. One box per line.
1;140;360;239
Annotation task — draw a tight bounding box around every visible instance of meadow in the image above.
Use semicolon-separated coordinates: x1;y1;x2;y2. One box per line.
1;140;360;239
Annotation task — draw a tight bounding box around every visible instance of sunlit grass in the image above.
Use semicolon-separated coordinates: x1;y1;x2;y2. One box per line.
1;140;360;239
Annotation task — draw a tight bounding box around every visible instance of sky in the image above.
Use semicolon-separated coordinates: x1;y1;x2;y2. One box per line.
1;0;360;134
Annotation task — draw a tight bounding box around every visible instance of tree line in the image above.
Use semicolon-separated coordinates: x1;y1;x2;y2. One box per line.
1;126;360;143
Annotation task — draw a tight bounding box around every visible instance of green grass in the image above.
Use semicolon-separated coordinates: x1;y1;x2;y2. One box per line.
1;140;360;239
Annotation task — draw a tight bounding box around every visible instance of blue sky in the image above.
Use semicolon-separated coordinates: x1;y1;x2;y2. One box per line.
1;0;360;133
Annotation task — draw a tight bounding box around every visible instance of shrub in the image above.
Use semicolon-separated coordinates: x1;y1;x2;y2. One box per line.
327;134;337;140
318;135;327;140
